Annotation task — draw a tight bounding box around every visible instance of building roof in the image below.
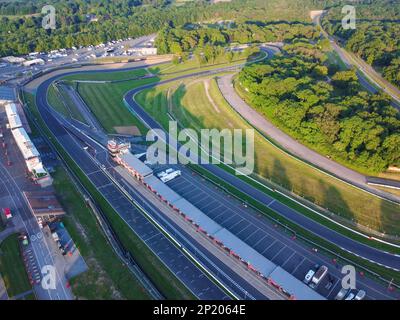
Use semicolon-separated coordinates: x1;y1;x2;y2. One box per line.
144;175;182;203
23;191;65;217
119;152;153;177
1;56;25;64
213;228;277;276
11;127;40;160
269;267;324;300
0;86;16;102
5;103;22;129
23;58;45;66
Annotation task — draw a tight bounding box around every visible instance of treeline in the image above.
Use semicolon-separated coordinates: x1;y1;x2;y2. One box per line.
0;2;203;56
0;0;170;16
155;22;319;54
0;0;327;57
238;42;400;172
322;1;400;89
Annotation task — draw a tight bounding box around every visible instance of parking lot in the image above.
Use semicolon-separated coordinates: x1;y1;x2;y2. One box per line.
21;239;42;286
160;165;399;300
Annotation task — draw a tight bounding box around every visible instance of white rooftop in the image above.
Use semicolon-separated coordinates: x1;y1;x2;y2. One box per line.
5;103;22;129
119;152;153;177
11;127;40;160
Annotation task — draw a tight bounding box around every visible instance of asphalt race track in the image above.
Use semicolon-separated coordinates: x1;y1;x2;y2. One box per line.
32;61;400;300
123;70;400;272
35;66;278;300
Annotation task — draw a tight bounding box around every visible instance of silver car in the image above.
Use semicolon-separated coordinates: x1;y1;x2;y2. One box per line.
303;270;315;284
354;290;366;300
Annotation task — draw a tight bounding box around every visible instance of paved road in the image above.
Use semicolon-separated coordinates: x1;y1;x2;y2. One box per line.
34;65;282;300
0;107;73;300
31;60;400;299
217;73;400;204
59;83;105;133
315;13;400;109
0;164;73;300
120;70;400;271
0;226;21;244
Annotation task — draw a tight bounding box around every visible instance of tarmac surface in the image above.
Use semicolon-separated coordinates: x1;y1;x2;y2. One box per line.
32;60;400;300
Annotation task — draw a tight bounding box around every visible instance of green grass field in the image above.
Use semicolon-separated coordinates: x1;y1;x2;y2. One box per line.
35;51;400;286
136;76;400;237
63;68;149;82
326;50;348;71
53;51;265;135
135;77;400;282
76;78;156;134
47;84;87;123
23;91;196;300
0;234;32;298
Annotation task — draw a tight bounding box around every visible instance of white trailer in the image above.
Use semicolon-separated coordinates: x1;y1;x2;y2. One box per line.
310;265;328;289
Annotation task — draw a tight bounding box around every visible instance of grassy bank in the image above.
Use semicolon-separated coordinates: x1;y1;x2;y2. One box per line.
76;77;156;134
47;84;87;123
0;234;32;298
53;167;151;300
63;68;149;82
136;75;400;237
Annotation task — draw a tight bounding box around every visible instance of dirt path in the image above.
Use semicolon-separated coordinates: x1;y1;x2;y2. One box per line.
203;79;221;114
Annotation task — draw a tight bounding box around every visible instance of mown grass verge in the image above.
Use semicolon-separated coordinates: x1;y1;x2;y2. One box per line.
0;234;32;298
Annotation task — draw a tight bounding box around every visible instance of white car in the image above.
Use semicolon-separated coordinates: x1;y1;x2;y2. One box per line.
354;290;366;300
345;292;355;300
303;269;315;284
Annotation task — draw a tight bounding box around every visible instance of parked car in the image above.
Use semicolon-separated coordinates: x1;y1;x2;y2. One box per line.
354;290;366;300
303;269;315;284
345;292;355;300
335;288;350;300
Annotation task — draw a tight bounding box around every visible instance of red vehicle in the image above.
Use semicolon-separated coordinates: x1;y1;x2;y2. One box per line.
3;208;12;219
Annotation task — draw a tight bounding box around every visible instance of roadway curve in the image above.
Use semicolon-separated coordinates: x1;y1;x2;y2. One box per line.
32;60;400;283
123;71;400;271
33;63;283;300
315;12;400;109
217;73;400;204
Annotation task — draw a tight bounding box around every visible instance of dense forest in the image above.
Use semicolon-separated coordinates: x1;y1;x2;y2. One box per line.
238;41;400;172
322;0;400;89
0;0;330;57
155;21;319;54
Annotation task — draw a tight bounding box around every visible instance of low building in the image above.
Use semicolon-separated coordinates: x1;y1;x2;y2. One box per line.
5;103;22;130
23;191;66;222
11;127;41;169
5;100;51;186
117;151;153;181
23;58;45;67
1;56;26;64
